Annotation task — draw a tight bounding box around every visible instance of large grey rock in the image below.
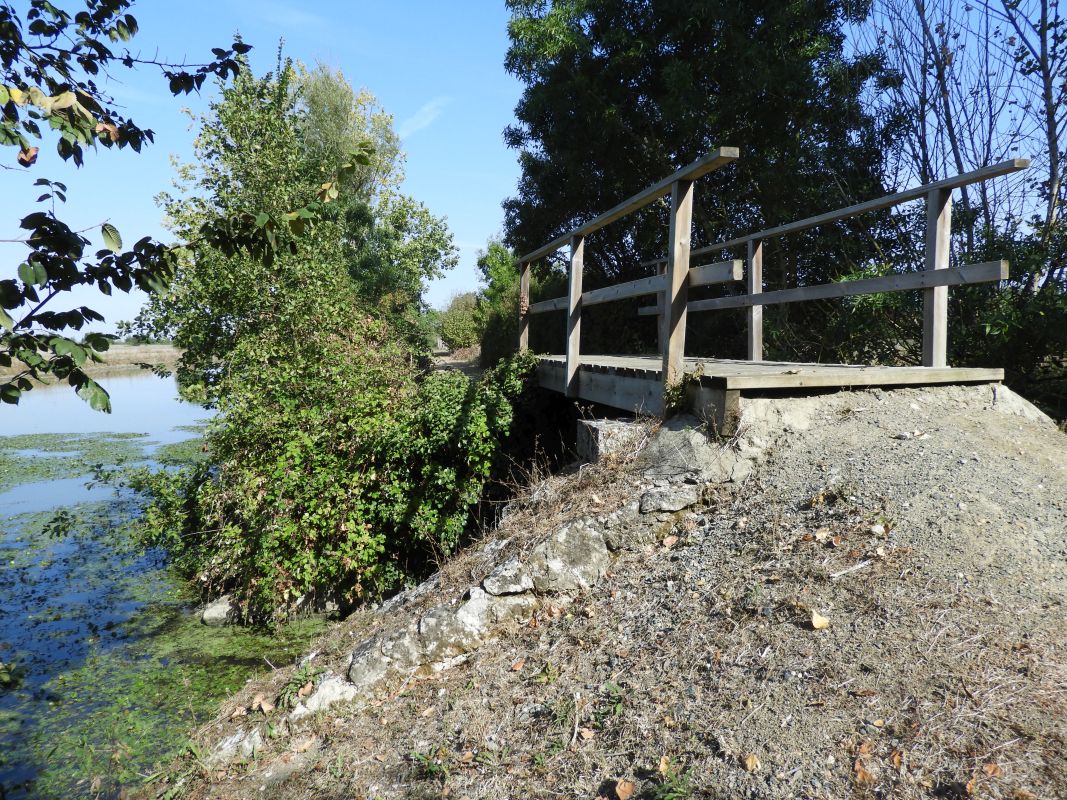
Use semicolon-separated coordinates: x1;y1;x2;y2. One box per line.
289;674;360;720
640;483;701;513
483;557;535;595
347;588;536;691
526;521;611;593
201;595;234;626
347;625;422;689
637;414;755;483
419;588;536;663
207;726;263;766
576;418;646;463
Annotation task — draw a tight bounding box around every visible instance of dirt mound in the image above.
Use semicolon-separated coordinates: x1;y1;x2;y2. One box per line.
158;384;1066;800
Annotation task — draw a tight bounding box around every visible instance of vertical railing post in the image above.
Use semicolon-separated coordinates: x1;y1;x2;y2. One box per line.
565;235;584;397
518;260;530;352
746;239;763;361
923;188;952;367
661;179;694;387
655;261;667;355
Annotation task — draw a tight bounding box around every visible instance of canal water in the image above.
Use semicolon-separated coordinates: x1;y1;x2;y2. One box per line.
0;374;325;798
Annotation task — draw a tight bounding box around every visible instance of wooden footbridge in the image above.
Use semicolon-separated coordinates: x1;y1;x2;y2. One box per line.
516;148;1028;426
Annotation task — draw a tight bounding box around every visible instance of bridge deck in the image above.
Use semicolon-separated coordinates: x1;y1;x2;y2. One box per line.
536;354;1003;415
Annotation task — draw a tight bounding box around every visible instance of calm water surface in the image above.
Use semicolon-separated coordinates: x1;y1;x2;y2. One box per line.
0;373;326;798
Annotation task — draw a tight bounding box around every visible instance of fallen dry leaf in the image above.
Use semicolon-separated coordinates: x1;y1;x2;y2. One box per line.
983;762;1004;778
854;759;876;785
251;693;275;714
891;750;903;770
811;610;831;630
510;657;526;672
615;779;636;800
1011;789;1038;800
459;751;475;764
230;706;248;718
297;681;314;698
579;727;595;740
742;753;761;772
814;527;831;542
858;740;874;755
658;755;670;777
662;535;679;549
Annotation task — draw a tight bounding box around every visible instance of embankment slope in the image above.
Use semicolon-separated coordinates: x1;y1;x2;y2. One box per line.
163;383;1065;800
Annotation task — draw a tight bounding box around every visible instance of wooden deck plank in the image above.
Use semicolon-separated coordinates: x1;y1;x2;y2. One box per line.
535;354;1002;393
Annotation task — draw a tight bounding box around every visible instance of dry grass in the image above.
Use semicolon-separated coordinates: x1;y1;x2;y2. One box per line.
0;343;180;379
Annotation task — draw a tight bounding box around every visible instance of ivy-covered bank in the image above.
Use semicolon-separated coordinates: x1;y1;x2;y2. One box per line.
0;409;326;799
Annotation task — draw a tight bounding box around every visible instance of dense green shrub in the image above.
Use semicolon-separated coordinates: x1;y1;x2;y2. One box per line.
439;292;482;350
128;332;537;620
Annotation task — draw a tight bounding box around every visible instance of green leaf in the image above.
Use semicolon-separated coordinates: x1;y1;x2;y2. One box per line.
0;307;14;332
76;377;111;413
17;263;34;285
0;385;20;405
101;222;122;252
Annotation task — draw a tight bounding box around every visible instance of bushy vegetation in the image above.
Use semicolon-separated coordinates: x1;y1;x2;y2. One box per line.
127;338;537;619
439;292;481;350
113;55;540;620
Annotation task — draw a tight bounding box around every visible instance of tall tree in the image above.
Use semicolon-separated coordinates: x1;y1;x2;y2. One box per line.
503;0;886;357
131;57;456;396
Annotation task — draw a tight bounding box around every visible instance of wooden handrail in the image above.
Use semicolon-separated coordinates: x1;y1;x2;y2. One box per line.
687;261;1007;312
528;259;743;314
517;148;739;265
640;159;1031;268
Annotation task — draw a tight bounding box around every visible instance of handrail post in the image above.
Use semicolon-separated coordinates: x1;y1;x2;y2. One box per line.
661;179;694;387
565;235;584;397
655;261;667;354
746;239;763;360
518;260;530;352
922;188;952;367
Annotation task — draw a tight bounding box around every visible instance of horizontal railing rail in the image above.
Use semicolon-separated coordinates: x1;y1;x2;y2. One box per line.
529;259;743;314
640;159;1030;269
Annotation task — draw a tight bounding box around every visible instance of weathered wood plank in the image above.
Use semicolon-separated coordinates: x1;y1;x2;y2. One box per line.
517;148;738;264
534;354;1002;398
716;366;1003;390
686;261;1007;313
662;179;694;385
582;274;666;306
689;259;743;286
922;188;952;367
565;235;584;397
518;261;530;351
528;296;567;314
746;239;763;361
637;260;745;315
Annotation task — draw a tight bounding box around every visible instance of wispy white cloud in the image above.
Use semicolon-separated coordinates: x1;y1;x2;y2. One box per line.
231;0;327;29
398;96;452;139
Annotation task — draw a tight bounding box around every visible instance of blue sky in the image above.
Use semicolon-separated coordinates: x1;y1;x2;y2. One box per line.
1;0;524;331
